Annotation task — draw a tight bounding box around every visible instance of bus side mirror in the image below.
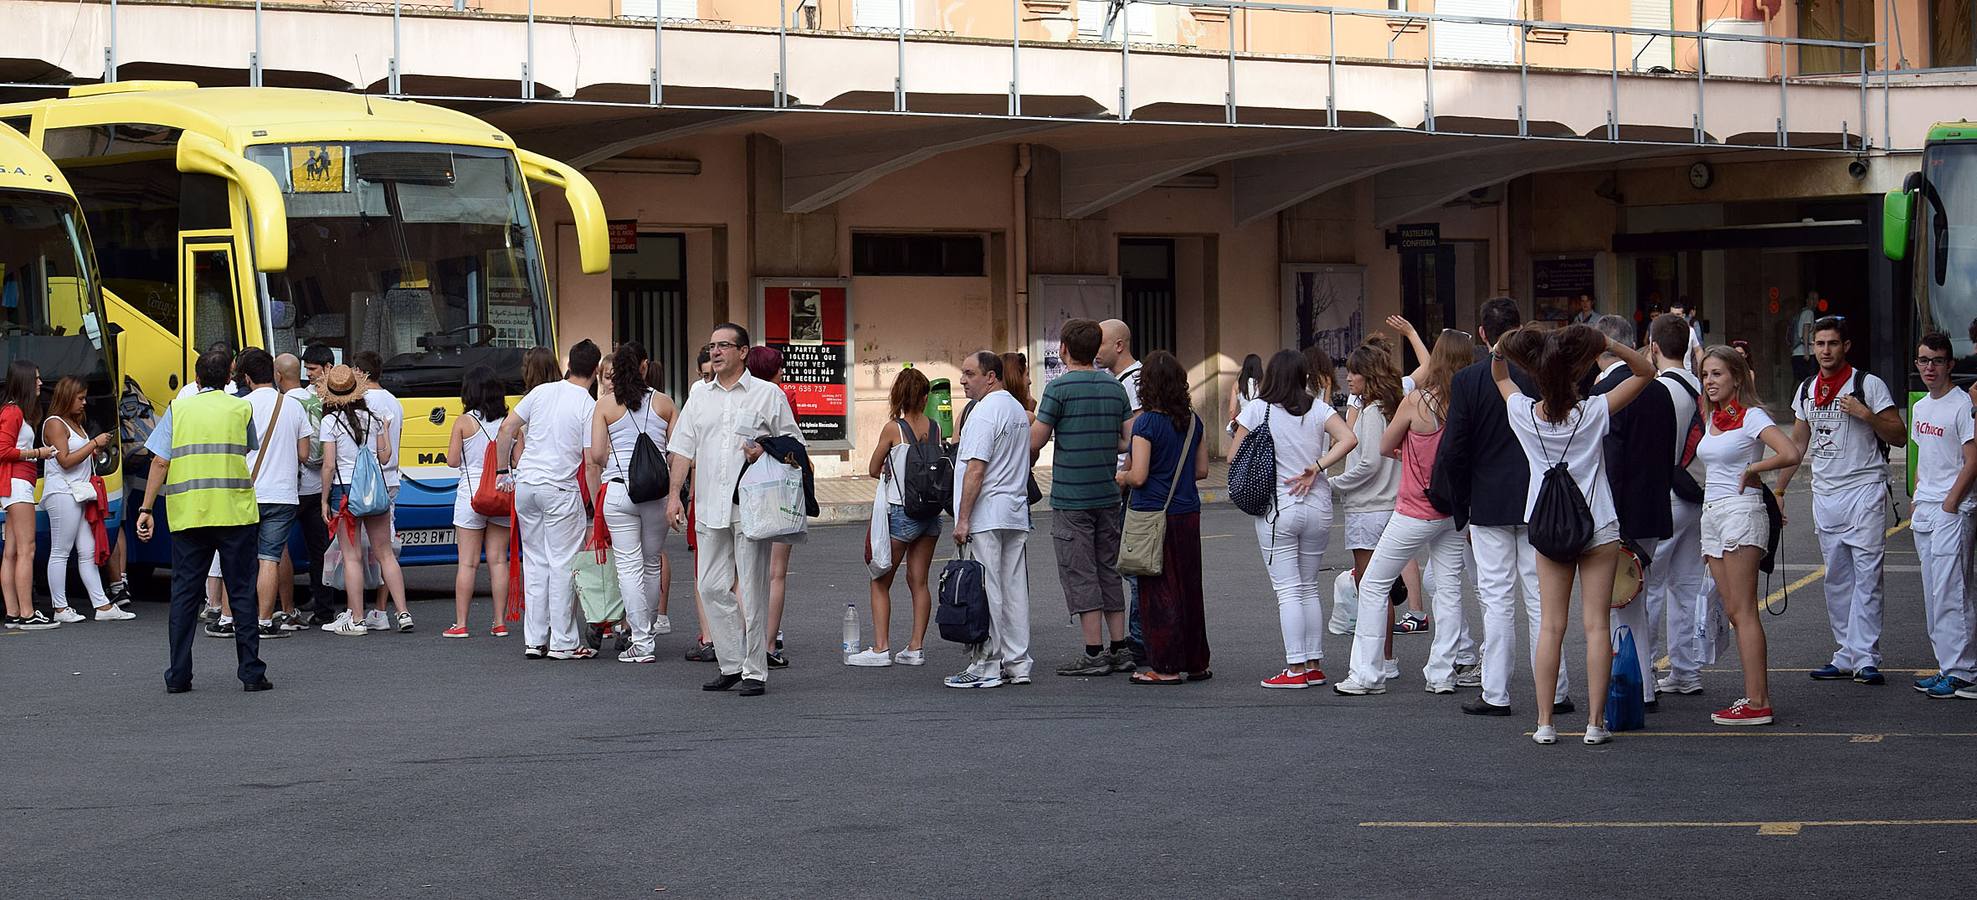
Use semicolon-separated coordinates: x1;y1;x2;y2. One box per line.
1883;189;1913;262
516;149;609;276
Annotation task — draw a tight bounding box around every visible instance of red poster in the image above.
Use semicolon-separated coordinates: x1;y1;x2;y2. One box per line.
759;284;851;445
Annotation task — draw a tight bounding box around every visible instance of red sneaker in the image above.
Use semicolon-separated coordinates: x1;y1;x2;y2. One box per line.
1710;698;1774;726
442;624;470;639
489;624;510;637
1303;667;1326;686
1260;668;1311;690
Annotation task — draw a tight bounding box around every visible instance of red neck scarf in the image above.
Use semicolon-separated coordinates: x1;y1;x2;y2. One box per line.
1712;399;1747;433
1813;364;1854;408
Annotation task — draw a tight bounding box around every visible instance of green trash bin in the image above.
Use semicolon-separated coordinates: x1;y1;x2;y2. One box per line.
925;377;954;440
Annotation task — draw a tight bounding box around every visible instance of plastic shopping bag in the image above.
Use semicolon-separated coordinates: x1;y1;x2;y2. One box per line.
570;547;624;626
738;458;808;543
866;490;895;579
1605;625;1647;733
324;532;386;592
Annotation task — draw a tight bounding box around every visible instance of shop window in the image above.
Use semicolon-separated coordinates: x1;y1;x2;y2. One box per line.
1798;0;1876;74
851;233;985;277
1933;0;1976;68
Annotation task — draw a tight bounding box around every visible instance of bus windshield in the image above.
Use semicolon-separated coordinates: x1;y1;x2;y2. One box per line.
1922;142;1977;372
246;141;551;395
0;191;116;435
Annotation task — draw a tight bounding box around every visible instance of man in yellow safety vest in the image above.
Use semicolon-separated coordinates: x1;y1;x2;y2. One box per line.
135;348;270;693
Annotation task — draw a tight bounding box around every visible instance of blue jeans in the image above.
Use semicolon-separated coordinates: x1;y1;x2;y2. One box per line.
256;503;297;562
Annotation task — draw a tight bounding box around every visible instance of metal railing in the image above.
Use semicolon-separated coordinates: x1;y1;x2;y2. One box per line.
17;0;1884;152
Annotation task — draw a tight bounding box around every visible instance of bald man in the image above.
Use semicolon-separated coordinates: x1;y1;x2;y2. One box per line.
277;352;335;625
1094;318;1148;663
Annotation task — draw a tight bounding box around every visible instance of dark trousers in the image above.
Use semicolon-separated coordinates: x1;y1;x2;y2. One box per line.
1139;512;1210;675
296;492;334;614
1114;495;1145;658
167;524;265;689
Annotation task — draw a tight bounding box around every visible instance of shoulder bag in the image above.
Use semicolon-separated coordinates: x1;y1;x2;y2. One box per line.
1118;415;1198;577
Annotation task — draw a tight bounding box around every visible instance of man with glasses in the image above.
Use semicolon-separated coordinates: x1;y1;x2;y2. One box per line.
666;324;801;697
945;350;1035;689
1779;315;1907;686
1906;334;1977;698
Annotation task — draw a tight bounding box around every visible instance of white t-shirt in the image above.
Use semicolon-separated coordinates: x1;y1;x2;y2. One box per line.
514;380;597;488
244;386;311;505
1789;371;1895;492
1792;308;1815;356
290;386;325;496
1696;407;1778;502
1236;397;1336;497
1116;362;1143;411
1505;392;1616;529
1912;390;1976;509
320;408;388;485
952;389;1032;533
364;388;405;488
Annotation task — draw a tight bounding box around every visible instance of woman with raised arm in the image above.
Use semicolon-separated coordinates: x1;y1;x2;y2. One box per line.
42;376;125;623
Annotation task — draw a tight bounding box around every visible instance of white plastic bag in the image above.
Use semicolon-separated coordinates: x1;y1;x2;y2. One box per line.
325;532;390;592
739;457;808;543
866;489;894;579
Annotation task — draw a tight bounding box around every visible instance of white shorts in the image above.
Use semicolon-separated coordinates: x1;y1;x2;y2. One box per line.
1344;510;1392;551
3;478;34;508
453;481;512;531
1700;493;1768;559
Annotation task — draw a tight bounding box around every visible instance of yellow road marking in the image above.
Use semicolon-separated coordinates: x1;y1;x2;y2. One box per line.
1761;519;1909;611
1361;818;1977;836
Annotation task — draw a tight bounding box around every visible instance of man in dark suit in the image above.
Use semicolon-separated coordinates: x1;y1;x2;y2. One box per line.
1588;314;1676;712
1432;297;1572;718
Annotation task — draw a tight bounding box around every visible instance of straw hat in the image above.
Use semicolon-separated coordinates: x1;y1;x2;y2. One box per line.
319;364;367;408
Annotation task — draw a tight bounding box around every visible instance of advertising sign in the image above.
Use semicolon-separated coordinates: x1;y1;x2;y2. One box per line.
755;279;853;449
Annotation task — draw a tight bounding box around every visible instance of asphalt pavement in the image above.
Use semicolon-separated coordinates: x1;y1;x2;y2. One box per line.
4;491;1974;898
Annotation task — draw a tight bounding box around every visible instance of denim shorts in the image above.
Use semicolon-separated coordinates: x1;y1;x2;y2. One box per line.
887;504;939;543
257;502;298;562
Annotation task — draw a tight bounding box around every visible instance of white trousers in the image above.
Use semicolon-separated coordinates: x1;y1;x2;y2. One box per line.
516;482;584;651
1255;494;1331;665
1611;537;1658;703
43;491;107;610
1912;503;1977;681
696;522;772;681
1348;514;1466;688
962;528;1032;677
1471;524;1570;707
1648;498;1712;682
1815;483;1888;670
603;487;668;655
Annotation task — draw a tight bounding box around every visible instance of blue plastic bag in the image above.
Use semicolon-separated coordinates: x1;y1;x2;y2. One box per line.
1605;625;1646;732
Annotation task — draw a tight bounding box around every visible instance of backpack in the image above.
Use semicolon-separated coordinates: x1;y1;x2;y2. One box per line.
339;412;391;518
625;394;671;504
896;417;951;521
1660;373;1706;505
1228;407;1277;517
936;548;990;647
117;376;157;461
1796;371;1891;463
469;414;513;518
1526;404;1594;564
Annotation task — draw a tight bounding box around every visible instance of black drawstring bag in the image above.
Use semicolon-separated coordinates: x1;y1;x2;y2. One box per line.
1527;405;1594;564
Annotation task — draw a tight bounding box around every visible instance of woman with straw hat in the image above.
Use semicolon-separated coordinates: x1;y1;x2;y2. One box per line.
316;365;409;637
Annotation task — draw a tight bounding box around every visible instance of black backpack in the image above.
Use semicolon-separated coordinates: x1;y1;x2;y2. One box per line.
1527;405;1595;564
625;394;671;504
936;550;990;647
1228;407;1277;517
896;418;951;521
1660;373;1706;505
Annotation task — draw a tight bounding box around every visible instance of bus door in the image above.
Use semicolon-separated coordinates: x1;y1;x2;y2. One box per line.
179;238;243;383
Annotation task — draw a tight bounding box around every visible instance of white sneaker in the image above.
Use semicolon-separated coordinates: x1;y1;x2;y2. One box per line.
93;606;136;621
363;609;390;631
1382;658;1401;680
653;614;673;635
1452;663;1483;688
320;611;354;633
1655;674;1704;695
1423;679;1455;695
546;648;579;660
395;611;415;633
893;648;926;667
53;607;86;624
332;615;368;637
1583;724;1613;745
1532;725;1558;745
845;648;893;667
1332;677;1386;696
618;648;657;663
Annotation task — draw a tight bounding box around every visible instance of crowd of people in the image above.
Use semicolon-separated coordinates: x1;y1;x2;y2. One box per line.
2;299;1970;736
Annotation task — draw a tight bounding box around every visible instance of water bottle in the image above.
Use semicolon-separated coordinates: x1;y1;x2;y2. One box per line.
841;603;860;661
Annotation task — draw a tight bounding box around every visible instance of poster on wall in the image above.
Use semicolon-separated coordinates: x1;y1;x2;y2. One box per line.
1280;264;1363;394
755;278;854;449
1532;256;1597;325
1029;275;1121;387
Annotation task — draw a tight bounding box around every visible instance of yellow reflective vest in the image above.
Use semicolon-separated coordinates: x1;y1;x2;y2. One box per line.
162;389;259;528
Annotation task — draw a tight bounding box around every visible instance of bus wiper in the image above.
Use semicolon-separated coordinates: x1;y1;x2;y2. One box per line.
1925;178;1950;286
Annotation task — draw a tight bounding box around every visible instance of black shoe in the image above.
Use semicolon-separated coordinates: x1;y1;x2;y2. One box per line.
684;642;717;662
739;678;767;696
256;622;289;640
204;620;236;638
1552;697;1576;715
524;645;547;659
1462;697;1513;717
702;672;743;692
165;683;191;694
766;651;789;670
242;678;274;692
109;583;133;608
1644;699;1660;714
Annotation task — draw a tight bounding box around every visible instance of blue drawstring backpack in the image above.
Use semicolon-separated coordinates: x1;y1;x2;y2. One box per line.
344;446;390;518
1605;625;1646;732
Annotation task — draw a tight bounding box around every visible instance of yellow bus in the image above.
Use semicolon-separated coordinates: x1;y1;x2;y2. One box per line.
0;83;607;567
0;119;122;540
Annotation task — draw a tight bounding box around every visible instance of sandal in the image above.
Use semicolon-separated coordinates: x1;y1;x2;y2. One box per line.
1130;672;1185;685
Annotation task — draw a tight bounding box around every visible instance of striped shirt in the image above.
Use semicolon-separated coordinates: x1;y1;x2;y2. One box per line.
1037;369;1131;510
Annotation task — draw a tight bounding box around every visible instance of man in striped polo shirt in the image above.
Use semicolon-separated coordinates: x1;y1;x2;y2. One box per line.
1031;318;1135;677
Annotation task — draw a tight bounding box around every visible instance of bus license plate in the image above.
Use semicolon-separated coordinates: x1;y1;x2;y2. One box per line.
398;529;454;547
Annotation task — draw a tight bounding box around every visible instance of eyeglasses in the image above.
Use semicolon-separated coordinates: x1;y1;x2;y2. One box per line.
1916;356;1953;367
701;340;742;352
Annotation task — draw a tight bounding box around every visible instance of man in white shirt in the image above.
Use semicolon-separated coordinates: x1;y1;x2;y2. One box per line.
498;340;601;660
1907;333;1977;698
944;351;1036;689
1778;315;1908;686
666;324;802;696
1097;318;1146;664
352;351;405;630
1791;292;1819;384
1642;315;1716;696
235;349;312;641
